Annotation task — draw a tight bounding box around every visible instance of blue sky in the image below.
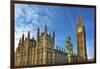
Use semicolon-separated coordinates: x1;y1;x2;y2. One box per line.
15;3;95;59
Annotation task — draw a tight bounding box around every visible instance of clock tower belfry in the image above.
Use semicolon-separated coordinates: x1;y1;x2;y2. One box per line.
76;16;87;62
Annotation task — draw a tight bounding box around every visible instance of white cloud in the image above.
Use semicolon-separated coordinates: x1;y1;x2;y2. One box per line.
15;4;55;51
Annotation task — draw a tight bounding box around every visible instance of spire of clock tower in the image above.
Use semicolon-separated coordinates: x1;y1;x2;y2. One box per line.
78;16;82;23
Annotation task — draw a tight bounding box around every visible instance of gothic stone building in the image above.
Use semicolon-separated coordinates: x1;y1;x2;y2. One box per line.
15;16;88;67
15;25;68;67
76;16;87;62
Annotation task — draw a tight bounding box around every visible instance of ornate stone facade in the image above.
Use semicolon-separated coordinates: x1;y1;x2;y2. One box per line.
15;25;68;67
15;16;88;67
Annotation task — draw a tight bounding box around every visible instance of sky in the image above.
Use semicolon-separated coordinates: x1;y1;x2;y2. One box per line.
15;3;95;59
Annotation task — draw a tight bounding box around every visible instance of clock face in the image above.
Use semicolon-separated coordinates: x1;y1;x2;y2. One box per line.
78;27;82;33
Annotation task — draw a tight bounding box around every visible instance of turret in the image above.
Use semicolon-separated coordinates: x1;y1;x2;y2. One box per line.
37;27;40;41
52;31;55;42
22;33;24;42
32;36;34;41
44;25;47;34
28;31;30;39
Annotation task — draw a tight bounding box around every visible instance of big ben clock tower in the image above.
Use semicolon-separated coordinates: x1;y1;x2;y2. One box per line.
76;16;87;62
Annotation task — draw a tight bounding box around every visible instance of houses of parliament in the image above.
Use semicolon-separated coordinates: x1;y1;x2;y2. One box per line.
15;16;88;67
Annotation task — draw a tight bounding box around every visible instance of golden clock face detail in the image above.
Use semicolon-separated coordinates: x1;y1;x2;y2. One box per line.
78;27;82;33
